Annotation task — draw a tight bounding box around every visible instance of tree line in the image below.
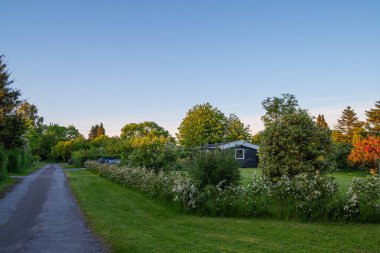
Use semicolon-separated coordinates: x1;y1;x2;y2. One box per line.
1;54;379;182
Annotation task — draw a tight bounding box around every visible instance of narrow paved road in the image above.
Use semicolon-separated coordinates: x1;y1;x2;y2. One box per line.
0;164;105;253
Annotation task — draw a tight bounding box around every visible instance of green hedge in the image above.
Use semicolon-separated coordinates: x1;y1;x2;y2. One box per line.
0;147;8;181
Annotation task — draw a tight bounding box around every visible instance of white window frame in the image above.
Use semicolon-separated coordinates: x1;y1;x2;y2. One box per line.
235;149;245;160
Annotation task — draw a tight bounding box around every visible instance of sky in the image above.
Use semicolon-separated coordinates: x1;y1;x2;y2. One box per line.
1;0;379;137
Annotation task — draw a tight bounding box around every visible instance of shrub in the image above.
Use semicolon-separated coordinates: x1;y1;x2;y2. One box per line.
72;148;103;167
0;146;8;181
123;136;177;172
188;150;240;189
7;148;23;173
344;176;380;222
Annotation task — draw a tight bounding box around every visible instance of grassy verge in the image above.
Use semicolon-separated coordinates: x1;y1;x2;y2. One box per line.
67;170;380;253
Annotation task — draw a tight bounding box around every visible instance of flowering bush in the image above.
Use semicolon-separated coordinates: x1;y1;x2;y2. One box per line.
85;161;200;211
344;176;380;221
85;161;380;222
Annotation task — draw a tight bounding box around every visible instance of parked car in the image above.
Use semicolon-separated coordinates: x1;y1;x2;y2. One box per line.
97;157;121;165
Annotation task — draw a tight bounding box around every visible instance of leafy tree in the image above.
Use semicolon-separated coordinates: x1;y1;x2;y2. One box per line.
331;142;356;171
224;114;252;142
333;106;364;143
259;94;332;180
365;100;380;136
126;135;176;172
177;103;226;147
316;114;329;130
349;136;380;172
121;121;171;140
261;93;299;125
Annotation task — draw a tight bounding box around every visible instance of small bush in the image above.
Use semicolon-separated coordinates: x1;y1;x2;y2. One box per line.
188;150;240;189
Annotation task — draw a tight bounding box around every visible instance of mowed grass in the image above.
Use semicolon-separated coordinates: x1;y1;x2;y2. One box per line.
240;168;368;193
67;170;380;253
9;161;48;176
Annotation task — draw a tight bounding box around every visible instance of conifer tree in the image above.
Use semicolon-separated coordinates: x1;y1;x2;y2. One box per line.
316;114;329;130
334;106;364;143
0;55;26;149
365;100;380;136
97;123;106;137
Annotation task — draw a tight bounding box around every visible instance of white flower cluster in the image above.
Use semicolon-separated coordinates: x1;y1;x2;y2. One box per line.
85;161;200;210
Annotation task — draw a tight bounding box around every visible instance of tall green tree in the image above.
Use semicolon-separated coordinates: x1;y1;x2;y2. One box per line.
0;55;26;149
224;114;252;142
177;103;226;147
316;114;329;130
259;94;332;179
333;106;364;143
365;100;380;136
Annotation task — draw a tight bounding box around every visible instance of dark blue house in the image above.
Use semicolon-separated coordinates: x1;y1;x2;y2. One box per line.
205;141;260;168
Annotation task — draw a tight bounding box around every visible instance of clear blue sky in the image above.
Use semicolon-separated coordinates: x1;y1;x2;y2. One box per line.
1;0;379;136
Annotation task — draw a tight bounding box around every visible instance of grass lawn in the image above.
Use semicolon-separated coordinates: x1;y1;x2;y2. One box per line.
240;168;368;193
67;170;380;253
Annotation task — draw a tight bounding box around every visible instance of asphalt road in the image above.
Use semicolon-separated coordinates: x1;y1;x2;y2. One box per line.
0;164;105;253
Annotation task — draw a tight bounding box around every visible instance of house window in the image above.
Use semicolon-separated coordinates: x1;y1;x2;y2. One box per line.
235;149;245;159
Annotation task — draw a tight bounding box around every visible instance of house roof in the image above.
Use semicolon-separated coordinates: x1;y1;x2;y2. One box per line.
205;140;259;150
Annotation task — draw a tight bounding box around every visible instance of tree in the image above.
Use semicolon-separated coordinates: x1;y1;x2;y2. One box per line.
333;106;364;143
261;93;299;125
316;114;329;130
177;103;226;147
0;55;26;149
88;123;105;140
365;100;380;136
97;123;105;137
349;136;380;172
224;114;252;142
121;121;171;140
259;94;332;180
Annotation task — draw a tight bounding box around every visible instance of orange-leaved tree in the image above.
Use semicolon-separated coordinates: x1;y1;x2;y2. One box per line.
349;136;380;172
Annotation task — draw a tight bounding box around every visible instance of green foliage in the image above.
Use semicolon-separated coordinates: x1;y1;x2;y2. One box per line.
125;136;176;172
224;114;252;142
0;146;8;181
72;148;103;167
188;150;240;189
259;94;332;180
365;100;380;136
261;93;299;125
7;148;23;173
331;142;357;171
333;106;364;143
177;103;227;147
251;131;263;145
121;121;171;140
